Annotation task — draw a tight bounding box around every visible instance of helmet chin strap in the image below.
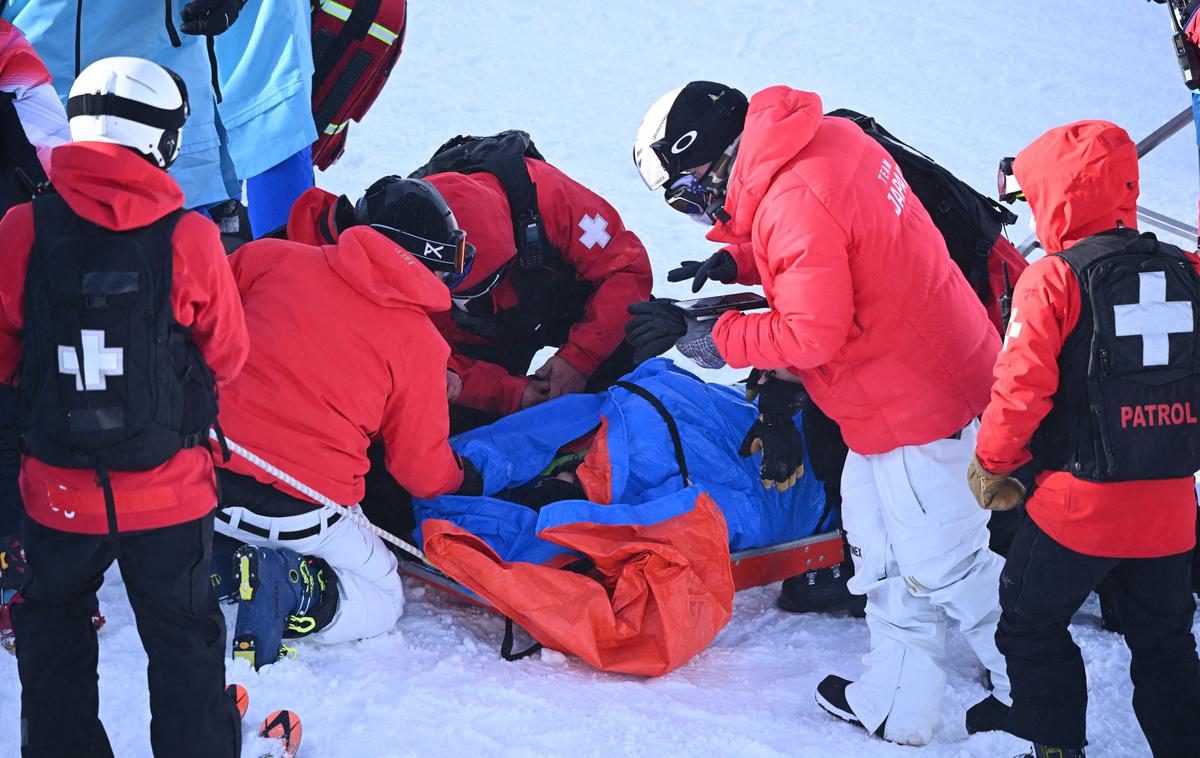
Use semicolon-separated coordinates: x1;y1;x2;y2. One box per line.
697;136;740;224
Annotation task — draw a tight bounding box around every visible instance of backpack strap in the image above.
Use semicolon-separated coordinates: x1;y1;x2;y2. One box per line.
313;0;384;93
614;380;690;488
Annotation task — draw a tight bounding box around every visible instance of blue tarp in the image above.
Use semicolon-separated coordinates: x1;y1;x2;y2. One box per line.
413;359;831;565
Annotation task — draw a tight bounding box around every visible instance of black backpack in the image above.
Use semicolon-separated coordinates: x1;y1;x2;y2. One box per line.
828;109;1021;315
19;194;220;531
1033;230;1200;482
409;130;593;348
0;90;48;218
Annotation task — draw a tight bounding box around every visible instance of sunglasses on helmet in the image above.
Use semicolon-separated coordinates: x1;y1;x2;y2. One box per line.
997;157;1025;204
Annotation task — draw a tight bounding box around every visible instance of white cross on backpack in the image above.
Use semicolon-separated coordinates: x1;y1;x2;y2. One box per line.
58;329;124;391
1113;271;1194;367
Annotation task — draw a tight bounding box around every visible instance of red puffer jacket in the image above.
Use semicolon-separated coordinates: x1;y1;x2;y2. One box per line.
709;86;999;455
976;120;1197;558
216;226;464;505
0;142;249;534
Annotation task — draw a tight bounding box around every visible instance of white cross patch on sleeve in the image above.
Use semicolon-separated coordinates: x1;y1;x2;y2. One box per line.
1113;271;1194;367
1002;308;1022;351
578;214;611;249
58;329;123;391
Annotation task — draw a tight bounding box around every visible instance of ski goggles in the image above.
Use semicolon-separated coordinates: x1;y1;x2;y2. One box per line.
997;157;1025;204
371;224;474;287
450;264;506;309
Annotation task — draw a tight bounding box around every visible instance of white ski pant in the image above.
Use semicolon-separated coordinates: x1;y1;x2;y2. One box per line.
840;420;1010;746
214;504;405;644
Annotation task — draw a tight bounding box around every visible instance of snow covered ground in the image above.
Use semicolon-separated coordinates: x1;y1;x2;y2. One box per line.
3;1;1199;756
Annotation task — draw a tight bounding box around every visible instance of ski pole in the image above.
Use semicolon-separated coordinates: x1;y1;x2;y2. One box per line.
210;430;429;564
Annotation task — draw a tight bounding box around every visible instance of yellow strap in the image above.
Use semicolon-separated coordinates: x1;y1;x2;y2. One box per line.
319;0;351;22
368;22;398;45
320;1;398;46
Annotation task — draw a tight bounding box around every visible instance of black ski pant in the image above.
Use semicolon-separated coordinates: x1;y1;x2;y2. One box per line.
13;513;240;758
997;514;1200;755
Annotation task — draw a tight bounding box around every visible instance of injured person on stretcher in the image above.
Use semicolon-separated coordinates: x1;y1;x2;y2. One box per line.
399;358;846;676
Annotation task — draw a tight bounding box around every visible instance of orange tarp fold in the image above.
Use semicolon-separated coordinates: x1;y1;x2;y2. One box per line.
422;492;735;676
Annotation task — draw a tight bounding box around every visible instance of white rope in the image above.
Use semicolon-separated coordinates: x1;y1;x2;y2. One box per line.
210;430;428;563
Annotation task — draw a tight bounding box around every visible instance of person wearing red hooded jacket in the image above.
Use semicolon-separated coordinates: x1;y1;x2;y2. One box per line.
210;176;482;670
972;120;1200;758
0;58;248;758
279;140;653;424
628;82;1009;745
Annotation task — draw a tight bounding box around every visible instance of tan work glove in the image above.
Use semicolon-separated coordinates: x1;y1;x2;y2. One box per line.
967;454;1027;511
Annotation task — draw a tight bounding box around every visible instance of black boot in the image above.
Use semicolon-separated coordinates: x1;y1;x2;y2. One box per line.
965;694;1010;734
815;675;884;737
778;559;866;616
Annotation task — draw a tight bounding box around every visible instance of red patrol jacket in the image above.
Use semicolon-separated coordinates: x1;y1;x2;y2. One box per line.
0;142;249;534
216;226;464;505
976;120;1198;558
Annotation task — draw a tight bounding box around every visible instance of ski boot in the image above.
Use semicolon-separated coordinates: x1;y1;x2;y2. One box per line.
778;559;866;617
209;533;242;603
231;545;338;669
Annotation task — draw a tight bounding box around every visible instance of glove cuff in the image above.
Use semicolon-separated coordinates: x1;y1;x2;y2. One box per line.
756;376;808;416
675;318;725;369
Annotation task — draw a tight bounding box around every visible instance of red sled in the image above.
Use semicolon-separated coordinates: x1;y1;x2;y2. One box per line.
399;530;846;608
310;0;408;170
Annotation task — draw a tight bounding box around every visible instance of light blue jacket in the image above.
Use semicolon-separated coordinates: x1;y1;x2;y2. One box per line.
215;0;316;180
2;0;239;208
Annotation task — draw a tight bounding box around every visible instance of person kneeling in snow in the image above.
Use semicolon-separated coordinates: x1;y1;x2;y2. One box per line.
212;177;482;669
627;81;1010;745
975;121;1200;758
281;131;653;429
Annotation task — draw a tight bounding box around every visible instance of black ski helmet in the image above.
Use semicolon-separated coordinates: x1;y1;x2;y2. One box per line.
356;176;476;287
633;81;748;190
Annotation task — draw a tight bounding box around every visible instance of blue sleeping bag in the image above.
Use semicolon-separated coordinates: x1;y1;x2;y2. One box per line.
413;359;831;566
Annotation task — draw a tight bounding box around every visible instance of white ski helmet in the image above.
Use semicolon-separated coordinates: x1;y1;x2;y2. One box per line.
632;81;747;190
67;57;189;169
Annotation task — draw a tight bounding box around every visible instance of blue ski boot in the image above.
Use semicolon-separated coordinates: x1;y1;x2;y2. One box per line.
209;534;242;603
231;545;338;669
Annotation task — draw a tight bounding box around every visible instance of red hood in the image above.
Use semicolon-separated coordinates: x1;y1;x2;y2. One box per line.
1014;120;1139;254
709;86;824;241
48;142;184;231
322;225;451;314
425;171;517;291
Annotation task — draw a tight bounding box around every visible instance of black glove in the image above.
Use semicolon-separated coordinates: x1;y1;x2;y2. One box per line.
739;375;809;492
667;250;738;293
625;299;686;364
180;0;247;36
454;456;484;497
